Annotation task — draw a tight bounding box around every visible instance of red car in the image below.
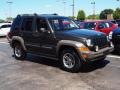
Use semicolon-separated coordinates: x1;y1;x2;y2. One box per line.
79;20;118;35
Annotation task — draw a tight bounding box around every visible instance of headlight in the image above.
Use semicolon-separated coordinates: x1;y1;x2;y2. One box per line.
75;42;90;52
108;31;113;40
86;39;92;46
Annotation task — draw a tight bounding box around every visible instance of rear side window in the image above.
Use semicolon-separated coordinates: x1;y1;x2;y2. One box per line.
21;17;33;32
11;16;21;31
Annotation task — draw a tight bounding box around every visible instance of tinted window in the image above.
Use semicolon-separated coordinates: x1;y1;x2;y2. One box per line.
84;22;96;29
111;21;116;24
22;17;33;31
36;18;49;31
11;16;21;31
49;18;79;31
99;22;111;28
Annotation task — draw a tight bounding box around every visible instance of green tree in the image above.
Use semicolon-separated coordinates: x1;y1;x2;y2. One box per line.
99;9;114;19
6;17;13;22
77;10;86;21
0;19;5;23
113;8;120;19
68;16;76;20
87;14;100;20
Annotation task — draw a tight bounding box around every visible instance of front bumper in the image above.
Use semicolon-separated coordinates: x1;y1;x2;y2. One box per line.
80;47;114;62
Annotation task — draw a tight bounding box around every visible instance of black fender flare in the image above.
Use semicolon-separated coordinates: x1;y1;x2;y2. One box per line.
56;40;85;59
11;36;27;50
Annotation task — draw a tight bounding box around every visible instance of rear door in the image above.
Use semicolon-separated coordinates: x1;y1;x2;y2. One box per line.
20;16;41;52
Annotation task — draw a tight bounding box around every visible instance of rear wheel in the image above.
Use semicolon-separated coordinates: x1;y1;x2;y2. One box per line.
60;49;82;73
13;43;26;60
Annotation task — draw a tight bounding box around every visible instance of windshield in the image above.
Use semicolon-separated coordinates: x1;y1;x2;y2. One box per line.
84;22;96;30
48;18;79;31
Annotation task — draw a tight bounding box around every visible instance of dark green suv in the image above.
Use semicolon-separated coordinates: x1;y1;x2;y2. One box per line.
7;14;113;72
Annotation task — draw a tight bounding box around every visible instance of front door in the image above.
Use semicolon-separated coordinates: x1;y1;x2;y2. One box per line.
36;17;57;56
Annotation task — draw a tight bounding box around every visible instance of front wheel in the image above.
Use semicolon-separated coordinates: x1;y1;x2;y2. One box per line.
13;43;26;60
60;49;82;73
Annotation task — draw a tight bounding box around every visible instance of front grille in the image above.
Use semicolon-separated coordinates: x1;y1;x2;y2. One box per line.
92;36;108;50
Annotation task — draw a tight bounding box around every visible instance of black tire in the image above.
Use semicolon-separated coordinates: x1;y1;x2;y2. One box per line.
60;49;82;73
13;43;26;60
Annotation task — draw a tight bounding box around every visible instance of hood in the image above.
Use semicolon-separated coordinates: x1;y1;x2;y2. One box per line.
55;29;105;42
61;29;104;38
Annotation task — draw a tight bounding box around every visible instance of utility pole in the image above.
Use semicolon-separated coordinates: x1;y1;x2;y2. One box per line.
71;0;75;19
7;1;13;18
91;0;95;20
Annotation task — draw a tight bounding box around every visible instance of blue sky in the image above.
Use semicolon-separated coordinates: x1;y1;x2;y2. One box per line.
0;0;120;19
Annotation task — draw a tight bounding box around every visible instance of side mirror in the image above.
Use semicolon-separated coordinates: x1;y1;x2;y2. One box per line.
38;28;46;33
40;28;46;32
39;28;51;34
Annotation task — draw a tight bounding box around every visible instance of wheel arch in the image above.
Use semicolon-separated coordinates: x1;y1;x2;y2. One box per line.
11;36;26;50
56;40;83;59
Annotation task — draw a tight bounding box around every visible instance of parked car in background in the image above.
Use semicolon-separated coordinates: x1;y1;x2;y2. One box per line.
116;19;120;27
111;28;120;53
79;20;118;35
0;23;11;36
109;20;117;24
74;20;83;26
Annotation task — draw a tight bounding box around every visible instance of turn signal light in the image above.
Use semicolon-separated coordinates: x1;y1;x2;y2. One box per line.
79;47;90;51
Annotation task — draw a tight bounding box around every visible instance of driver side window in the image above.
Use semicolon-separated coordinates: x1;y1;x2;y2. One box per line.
37;18;49;32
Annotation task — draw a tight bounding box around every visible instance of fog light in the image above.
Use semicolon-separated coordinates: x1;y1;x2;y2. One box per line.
82;54;88;59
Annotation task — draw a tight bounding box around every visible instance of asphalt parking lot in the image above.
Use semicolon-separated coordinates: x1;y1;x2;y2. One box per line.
0;37;120;90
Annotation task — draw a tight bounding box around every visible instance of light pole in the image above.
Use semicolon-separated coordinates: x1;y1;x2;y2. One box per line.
71;0;75;19
91;0;95;20
7;1;13;18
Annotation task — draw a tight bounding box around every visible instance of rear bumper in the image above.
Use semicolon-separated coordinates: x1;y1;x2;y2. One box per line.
80;47;114;62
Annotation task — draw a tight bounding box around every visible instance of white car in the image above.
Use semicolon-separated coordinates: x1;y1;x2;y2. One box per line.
0;23;11;36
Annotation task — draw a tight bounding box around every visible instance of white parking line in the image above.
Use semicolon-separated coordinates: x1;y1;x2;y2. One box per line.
107;55;120;59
